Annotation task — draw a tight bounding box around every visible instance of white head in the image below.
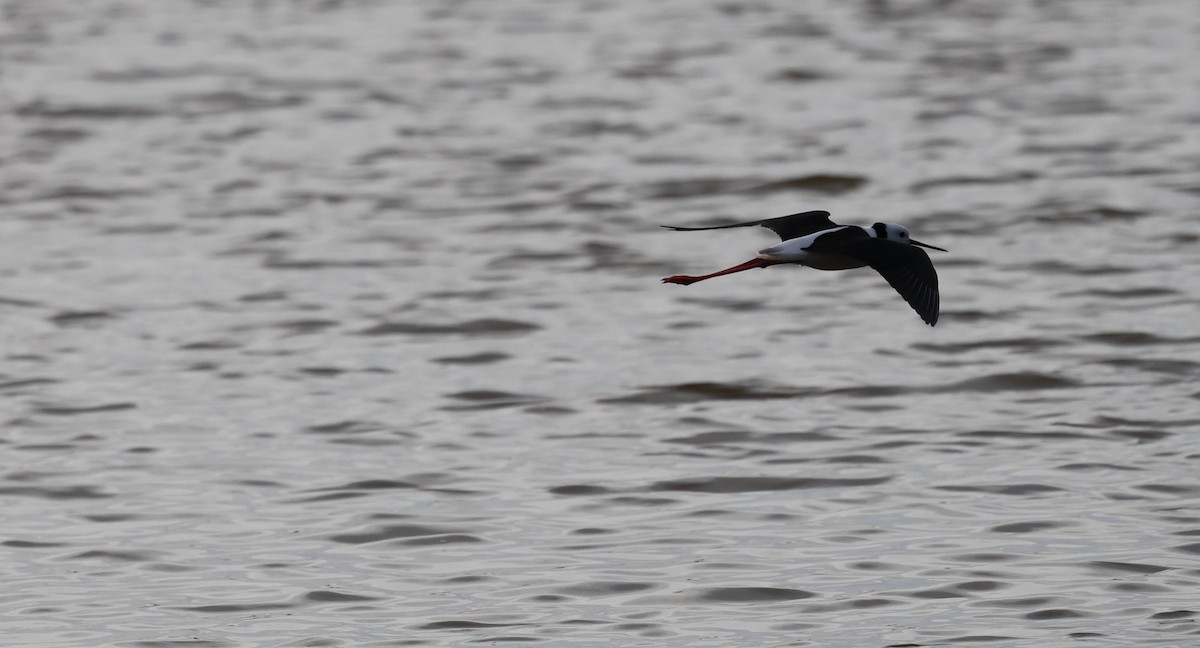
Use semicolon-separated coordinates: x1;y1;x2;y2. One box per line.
870;222;946;251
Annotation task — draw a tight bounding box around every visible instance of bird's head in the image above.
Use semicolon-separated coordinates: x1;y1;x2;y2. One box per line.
871;222;947;252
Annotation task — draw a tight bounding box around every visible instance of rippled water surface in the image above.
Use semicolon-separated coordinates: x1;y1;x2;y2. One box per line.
3;0;1200;646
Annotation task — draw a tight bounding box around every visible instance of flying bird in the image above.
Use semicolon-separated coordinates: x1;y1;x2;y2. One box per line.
661;210;946;325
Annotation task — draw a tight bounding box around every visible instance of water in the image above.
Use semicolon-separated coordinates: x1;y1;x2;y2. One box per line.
2;0;1199;646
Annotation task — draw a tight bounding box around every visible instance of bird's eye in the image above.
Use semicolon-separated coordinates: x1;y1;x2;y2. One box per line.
900;232;907;238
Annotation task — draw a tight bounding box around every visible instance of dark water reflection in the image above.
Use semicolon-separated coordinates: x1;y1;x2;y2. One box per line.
2;0;1200;646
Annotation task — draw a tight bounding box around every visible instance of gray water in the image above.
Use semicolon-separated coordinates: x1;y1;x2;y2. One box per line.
2;0;1200;646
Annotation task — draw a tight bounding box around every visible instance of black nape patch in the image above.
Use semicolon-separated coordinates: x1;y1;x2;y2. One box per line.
872;222;888;237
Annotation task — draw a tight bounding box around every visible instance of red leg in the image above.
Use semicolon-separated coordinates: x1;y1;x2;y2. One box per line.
662;258;779;285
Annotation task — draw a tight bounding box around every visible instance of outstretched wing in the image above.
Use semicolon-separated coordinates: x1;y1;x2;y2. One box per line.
661;210;836;241
837;238;940;326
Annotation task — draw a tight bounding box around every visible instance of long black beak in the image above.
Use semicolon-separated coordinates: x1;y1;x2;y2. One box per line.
911;239;947;252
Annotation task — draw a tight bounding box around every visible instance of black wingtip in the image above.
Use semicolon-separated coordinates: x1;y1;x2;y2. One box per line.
921;297;939;326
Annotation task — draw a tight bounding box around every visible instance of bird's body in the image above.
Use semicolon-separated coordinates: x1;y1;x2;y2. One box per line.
661;211;946;325
758;226;873;270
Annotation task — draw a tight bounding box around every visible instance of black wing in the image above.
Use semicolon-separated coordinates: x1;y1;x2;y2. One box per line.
661;210;837;241
837;238;940;326
803;225;871;251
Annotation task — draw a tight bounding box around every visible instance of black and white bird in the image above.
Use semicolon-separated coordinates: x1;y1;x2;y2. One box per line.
661;210;947;326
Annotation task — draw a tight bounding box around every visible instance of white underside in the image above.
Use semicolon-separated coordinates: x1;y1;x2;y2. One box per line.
758;250;867;270
757;229;868;271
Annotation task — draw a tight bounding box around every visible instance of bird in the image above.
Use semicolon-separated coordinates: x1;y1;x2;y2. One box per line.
660;210;947;326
